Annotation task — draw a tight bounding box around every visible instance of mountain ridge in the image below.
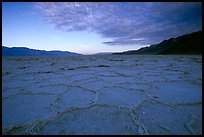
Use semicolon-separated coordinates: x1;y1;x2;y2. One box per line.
2;46;82;56
113;30;202;55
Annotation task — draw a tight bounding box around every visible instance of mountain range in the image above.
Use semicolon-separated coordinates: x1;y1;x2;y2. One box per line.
2;46;81;56
2;30;202;56
113;30;202;55
93;52;115;55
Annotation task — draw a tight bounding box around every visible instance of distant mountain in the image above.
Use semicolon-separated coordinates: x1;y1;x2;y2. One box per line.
2;46;82;56
94;52;115;55
113;30;202;55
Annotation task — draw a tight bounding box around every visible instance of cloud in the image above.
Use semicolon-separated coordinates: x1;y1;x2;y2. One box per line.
36;2;202;46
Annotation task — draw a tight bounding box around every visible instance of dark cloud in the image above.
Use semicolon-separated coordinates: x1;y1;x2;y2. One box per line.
36;2;202;46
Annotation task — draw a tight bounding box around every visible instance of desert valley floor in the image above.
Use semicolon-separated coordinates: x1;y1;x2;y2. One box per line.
2;55;202;135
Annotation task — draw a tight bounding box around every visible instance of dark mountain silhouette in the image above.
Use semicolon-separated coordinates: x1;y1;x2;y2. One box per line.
113;30;202;55
93;52;115;55
2;46;81;56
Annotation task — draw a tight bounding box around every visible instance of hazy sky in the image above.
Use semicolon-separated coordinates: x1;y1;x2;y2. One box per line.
2;2;202;54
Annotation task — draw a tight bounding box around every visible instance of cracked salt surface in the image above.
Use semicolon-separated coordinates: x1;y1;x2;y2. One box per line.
2;55;202;135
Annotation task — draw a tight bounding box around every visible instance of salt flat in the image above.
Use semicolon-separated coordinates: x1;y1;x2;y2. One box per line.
2;55;202;135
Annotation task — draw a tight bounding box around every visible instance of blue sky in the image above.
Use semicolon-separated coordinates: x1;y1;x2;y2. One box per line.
2;2;202;54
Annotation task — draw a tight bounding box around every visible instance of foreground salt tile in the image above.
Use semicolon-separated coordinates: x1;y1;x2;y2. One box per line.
97;87;149;107
51;86;95;112
132;101;201;135
148;81;202;104
2;94;56;131
38;105;140;135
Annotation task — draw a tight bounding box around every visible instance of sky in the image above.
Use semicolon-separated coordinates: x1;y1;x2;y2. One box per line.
2;2;202;55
